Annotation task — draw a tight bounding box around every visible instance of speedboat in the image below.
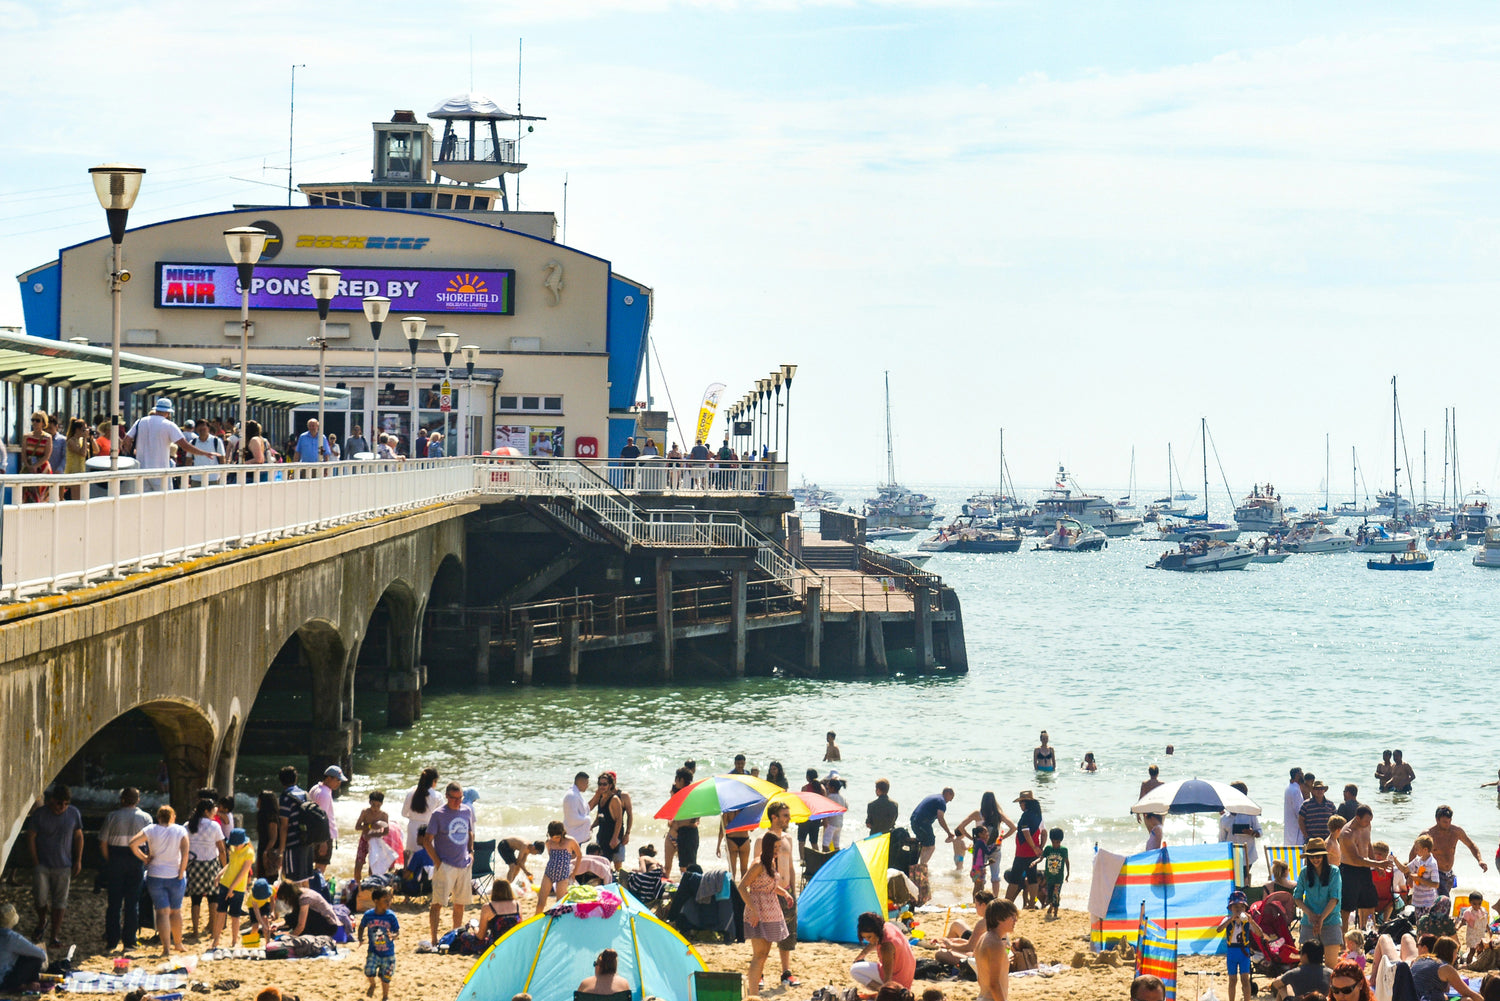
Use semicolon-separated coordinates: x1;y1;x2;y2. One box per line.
1455;492;1498;543
886;551;933;567
933;521;1025;553
1281;524;1355;554
793;481;843;509
1157;522;1241;543
1234;486;1285;533
865;526;919;542
1251;538;1290;563
916;531;956;552
1426;526;1467;552
1033;517;1107;552
1352;521;1419;553
1373;490;1414;518
1151;538;1255;572
1367;550;1434;571
1473;528;1500;568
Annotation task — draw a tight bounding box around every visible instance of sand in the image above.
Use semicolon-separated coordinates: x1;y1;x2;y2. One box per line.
0;875;1267;1001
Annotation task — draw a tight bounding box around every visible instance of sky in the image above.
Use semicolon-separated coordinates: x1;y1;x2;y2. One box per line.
4;1;1500;496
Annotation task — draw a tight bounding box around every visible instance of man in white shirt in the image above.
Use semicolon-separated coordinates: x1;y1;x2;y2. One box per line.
124;399;218;489
190;419;224;485
308;766;345;874
563;772;592;846
1283;767;1306;846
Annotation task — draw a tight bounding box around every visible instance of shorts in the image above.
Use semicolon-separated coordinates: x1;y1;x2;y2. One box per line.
1340;865;1377;910
777;896;798;951
1044;883;1061;909
913;824;937;848
147;875;187;910
364;952;395;982
497;841;519;866
1004;857;1037;887
33;867;71;910
1300;919;1343;947
212;886;245;917
431;862;473;906
1227;946;1252;976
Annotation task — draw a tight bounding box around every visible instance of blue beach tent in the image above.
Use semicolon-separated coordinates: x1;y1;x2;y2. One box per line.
797;833;891;944
455;888;705;1001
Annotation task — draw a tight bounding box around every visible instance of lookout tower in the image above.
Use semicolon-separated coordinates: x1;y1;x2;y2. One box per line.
430;92;545;211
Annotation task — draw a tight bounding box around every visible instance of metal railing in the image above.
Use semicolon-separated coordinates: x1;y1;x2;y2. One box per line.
0;459;472;601
498;578;806;643
437;137;518;165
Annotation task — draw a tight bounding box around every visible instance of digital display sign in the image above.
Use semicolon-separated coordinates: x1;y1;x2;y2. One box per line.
154;263;515;315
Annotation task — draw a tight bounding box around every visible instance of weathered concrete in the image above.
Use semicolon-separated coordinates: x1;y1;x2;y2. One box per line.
0;502;471;864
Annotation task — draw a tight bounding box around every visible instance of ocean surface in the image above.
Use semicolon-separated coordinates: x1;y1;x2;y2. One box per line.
307;484;1500;906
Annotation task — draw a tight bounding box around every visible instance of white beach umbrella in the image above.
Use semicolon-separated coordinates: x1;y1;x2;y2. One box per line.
1130;778;1261;817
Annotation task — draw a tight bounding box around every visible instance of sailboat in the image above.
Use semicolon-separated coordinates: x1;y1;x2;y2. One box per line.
1364;377;1431;569
1333;447;1372;518
1116;447;1138;513
1156;419;1243;543
1152;418;1254;571
963;428;1023;523
863;372;936;529
1148;444;1189;518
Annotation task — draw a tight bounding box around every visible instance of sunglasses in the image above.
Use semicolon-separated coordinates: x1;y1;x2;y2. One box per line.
1331;985;1359;997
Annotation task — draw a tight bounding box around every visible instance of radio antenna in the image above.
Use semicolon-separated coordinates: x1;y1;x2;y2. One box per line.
287;63;306;206
515;38;523;211
562;173;568;243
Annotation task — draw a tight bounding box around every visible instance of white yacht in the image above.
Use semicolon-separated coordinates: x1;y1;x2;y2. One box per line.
1151;538;1255;572
1473;527;1500;567
1352;521;1420;553
1454;492;1498;543
1281;523;1355;554
1157;522;1241;543
1029;465;1143;536
1033;517;1107;552
1234;485;1285;533
1426;526;1466;551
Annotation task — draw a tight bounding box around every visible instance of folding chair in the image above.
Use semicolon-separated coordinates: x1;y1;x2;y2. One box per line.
471;839;497;896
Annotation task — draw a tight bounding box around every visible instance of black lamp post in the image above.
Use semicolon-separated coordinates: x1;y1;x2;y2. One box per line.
401;316;427;454
224;226;269;443
780;363;797;464
362;295;391;446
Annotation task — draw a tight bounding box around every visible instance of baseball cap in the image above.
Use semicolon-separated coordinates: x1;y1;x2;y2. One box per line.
324;765;348;781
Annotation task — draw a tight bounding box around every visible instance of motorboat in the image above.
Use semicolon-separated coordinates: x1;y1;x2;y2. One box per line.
961;491;1023;523
1333;501;1371;519
1234;485;1285;533
1367;550;1434;571
1454;492;1498;543
916;531;956;553
1151;537;1255;572
1029;465;1143;535
949;524;1025;553
1426;526;1467;552
1157;522;1241;543
865;526;920;542
1281;524;1355;554
1473;527;1500;567
1033;517;1107;552
887;551;933;567
1373;490;1413;517
1251;538;1290;563
792;480;843;509
1353;521;1420;553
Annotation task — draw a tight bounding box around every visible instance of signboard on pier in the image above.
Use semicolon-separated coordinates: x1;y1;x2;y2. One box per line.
154;264;515;315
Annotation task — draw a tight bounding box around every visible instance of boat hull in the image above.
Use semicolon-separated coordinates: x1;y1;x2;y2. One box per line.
1153;551;1254;572
1353;538;1416;553
1367;558;1434;570
1251;553;1290;563
1283;536;1354;554
949;538;1023;553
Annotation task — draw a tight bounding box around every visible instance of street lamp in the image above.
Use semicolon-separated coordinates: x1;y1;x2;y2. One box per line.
223;226;269;446
362;295;391;454
757;378;772;458
401;316;426;456
89;163;145;471
460;344;480;456
436;332;458;455
771;370;784;455
306;268;340;459
780;363;797;464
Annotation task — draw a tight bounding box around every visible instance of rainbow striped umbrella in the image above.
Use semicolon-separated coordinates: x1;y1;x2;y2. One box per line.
653;774;785;821
724;789;847;832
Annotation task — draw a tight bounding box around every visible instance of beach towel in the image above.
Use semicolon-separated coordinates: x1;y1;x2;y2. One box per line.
696;869;727;903
62;971;187;994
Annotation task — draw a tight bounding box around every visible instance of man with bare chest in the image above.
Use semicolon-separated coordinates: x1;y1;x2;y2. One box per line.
1412;805;1488;898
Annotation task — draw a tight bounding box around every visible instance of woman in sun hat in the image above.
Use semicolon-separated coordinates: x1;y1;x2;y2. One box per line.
1292;836;1343;965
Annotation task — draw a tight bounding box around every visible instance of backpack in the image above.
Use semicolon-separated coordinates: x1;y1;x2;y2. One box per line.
296;799;332;845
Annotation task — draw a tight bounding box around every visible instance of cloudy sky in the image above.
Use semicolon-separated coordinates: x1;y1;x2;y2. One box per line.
4;1;1500;496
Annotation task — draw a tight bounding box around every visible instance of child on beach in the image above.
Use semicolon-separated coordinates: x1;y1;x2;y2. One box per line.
353;791;390;883
1039;828;1069;919
1081;753;1098;772
1370;842;1399;919
358;888;399;1000
1341;930;1367;971
968;826;994;893
824;731;841;762
1215;889;1264;1001
478;881;522;947
951;829;967;869
1463;893;1488;964
1402;835;1441;911
208;829;255;948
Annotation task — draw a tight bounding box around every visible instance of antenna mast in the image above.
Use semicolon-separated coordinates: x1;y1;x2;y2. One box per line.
515;38;523;211
287;64;305;206
884;370;895;486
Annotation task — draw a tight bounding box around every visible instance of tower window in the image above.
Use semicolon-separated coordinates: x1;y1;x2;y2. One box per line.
472;196;489;210
411;192;432;209
360;191;381;208
454;195;472;210
436;193;452;209
386;191;407;209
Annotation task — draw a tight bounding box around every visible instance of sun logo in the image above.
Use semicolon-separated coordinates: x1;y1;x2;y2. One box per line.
447;273;487;294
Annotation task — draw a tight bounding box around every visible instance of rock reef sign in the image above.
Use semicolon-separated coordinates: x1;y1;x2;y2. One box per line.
154;264;515;315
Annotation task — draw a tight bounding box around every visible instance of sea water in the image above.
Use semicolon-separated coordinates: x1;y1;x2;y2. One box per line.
331;485;1500;906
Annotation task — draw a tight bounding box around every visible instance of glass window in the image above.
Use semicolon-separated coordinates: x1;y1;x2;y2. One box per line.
382;131;414;180
349;387;365;410
411;191;432;209
521;396;540;410
498;395;518;410
472;197;489;210
544;397;562;411
360;190;381;208
386;190;406;209
436;193;452;210
308;194;324;206
341;191;356;206
377;386;408;408
454;195;471;210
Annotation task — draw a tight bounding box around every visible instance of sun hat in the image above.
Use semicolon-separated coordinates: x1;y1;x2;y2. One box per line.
227;828;249;846
250;878;272;901
153;398;173;413
1310;780;1329;791
0;903;17;930
1303;837;1329;857
1228;889;1248;908
1014;790;1037;803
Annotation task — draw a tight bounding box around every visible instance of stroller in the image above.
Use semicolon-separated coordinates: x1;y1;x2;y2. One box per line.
1248;891;1298;973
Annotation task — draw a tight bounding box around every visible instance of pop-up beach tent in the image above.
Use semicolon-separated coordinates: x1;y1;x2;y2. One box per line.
1088;842;1235;957
797;833;891;944
455;888;705;1001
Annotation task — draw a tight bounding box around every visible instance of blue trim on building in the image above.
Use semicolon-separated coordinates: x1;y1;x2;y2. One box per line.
607;417;639;460
15;261;60;339
605;275;651;413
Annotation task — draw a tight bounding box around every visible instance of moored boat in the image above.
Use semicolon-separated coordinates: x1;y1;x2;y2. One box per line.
1158;522;1241;543
1281;524;1355;554
1473;527;1500;567
1352;521;1419;553
1151;537;1255;572
1426;526;1466;551
1367;549;1434;571
1033;517;1107;552
1234;485;1285;533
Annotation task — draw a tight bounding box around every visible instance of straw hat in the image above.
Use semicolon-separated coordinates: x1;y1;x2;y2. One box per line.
1303;837;1329;857
1014;790;1037;804
0;903;17;929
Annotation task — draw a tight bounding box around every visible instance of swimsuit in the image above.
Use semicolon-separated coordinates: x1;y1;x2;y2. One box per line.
545;846;573;882
1035;748;1055;771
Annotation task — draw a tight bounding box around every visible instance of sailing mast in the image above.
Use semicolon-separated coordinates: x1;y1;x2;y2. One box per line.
883;370;896;487
1167;444;1173;504
1442;408;1450;510
1391;376;1400;518
1201;417;1210;523
1422;430;1427;510
1324;433;1330;514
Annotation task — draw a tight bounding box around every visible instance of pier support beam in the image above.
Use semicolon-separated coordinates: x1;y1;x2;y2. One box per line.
474;625;491;684
913;584;934;670
804;582;822;676
386;670;423;728
656;557;674;682
564;618;581;682
730;569;747;678
516;615;534;684
868;614;888;673
851;613;867;675
942;590;968;673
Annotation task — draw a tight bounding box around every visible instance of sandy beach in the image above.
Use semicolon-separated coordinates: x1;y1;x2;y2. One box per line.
0;875;1255;1001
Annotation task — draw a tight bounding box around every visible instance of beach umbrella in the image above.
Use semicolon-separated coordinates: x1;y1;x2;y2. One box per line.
1130;779;1261;817
653;774;785;821
724;789;849;832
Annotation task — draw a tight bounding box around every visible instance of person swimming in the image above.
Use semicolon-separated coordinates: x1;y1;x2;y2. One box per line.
1033;732;1055;772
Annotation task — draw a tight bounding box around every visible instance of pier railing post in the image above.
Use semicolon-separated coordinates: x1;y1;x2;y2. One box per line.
516;615;534;684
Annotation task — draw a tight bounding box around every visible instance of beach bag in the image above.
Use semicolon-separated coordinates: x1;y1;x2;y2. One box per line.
295;800;332;845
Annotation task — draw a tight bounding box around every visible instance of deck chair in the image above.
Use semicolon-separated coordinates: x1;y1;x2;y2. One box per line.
1264;845;1303;882
471;839;497;896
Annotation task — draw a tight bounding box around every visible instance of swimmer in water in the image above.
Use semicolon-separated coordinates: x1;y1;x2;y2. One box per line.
1033;732;1055;772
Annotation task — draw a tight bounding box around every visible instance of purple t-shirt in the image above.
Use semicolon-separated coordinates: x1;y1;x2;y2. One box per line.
426;804;475;868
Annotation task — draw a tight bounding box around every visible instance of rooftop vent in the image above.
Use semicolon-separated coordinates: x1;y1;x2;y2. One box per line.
391;109;418;123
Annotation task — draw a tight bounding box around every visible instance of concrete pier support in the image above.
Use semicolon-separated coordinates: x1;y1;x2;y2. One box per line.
516;615;534;684
913;584;934;670
730;569;747;678
942;591;968;672
804;582;822;676
564;618;581;682
474;625;491;684
387;671;422;728
868;614;888;672
851;613;867;675
655;558;674;682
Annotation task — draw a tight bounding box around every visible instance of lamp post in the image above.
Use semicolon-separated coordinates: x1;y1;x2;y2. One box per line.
306;268;340;459
362;295;390;453
89;164;145;471
460;344;479;456
223;227;269;445
771;370;784;456
401;316;426;456
436;332;458;455
757;378;772;458
780;363;797;465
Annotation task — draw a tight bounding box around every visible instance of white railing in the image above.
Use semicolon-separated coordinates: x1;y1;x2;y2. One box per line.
584;457;786;496
1;459;473;601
